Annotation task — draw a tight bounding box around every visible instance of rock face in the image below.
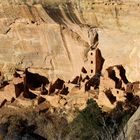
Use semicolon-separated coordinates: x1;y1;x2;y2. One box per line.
0;0;140;82
118;106;140;140
0;1;140;140
82;0;140;82
0;1;90;82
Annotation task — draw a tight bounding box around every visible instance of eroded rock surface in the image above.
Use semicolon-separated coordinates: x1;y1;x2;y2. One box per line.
0;0;139;82
0;1;140;140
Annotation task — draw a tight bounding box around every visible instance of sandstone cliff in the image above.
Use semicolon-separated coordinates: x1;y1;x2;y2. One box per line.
0;1;140;140
0;0;139;82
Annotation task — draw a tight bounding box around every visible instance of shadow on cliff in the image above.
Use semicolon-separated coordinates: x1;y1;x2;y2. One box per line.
44;2;81;25
24;69;49;90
